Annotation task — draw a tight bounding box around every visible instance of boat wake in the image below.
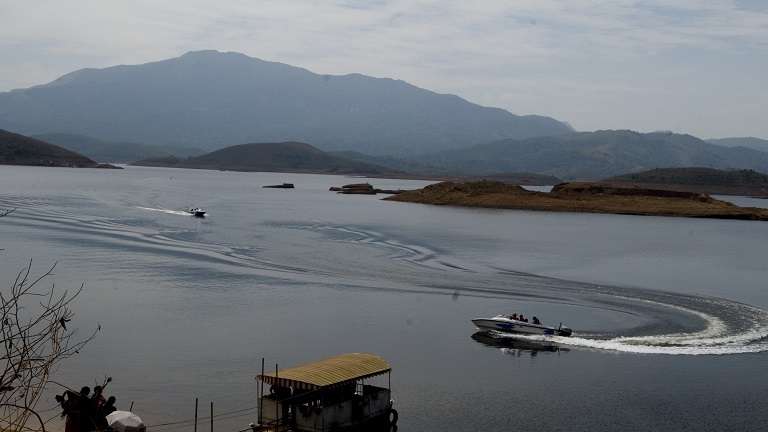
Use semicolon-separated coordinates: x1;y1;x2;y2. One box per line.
3;195;767;356
271;222;475;272
492;298;768;355
0;201;327;282
245;223;768;356
136;206;192;216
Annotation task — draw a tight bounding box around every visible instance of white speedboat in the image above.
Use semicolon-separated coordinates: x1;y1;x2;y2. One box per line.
187;208;206;217
472;315;573;337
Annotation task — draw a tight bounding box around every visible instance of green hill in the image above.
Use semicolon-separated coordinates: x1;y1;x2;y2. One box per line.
0;129;111;168
132;141;400;175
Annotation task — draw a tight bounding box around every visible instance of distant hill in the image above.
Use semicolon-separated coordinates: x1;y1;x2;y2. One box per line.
420;130;768;179
707;137;768;153
133;155;181;168
132;141;400;175
0;50;572;155
329;151;445;176
329;150;562;184
0;129;114;168
472;172;562;186
32;133;204;163
606;167;768;196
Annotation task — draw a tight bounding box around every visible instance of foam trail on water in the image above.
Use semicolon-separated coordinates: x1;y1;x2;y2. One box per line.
136;207;191;216
274;223;474;271
496;299;768;355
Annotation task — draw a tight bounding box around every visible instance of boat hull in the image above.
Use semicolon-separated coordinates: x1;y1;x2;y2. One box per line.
472;318;572;337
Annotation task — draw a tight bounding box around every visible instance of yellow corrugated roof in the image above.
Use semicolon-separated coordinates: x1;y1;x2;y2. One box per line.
258;353;391;389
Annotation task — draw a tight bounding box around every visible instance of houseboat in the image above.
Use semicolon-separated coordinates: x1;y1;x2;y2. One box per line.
256;353;397;431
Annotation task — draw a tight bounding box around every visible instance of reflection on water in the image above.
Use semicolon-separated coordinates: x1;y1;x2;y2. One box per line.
471;331;568;356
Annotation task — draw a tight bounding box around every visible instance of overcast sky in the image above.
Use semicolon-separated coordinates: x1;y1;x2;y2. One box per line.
1;0;766;138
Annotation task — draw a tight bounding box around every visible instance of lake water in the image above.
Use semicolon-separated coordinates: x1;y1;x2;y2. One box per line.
0;165;766;431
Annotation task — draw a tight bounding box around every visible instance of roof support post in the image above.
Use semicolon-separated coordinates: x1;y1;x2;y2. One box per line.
275;363;279;432
258;357;264;424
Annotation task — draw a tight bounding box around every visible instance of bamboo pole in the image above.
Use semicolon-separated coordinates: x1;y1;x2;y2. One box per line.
259;357;265;424
275;364;279;432
194;398;198;432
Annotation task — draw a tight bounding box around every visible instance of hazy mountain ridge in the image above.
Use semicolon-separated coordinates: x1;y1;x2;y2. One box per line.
419;130;768;179
328;150;445;176
609;167;768;186
0;50;572;155
605;167;768;196
33;133;204;163
131;141;400;175
707;137;768;153
330;150;562;184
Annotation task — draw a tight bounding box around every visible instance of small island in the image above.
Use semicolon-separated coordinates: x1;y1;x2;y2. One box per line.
384;181;768;221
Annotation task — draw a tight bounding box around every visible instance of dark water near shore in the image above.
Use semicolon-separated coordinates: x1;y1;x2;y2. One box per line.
1;165;767;431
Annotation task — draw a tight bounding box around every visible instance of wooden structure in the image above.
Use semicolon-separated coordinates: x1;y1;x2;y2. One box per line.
256;353;396;431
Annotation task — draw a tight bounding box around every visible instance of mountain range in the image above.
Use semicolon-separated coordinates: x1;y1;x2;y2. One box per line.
419;130;768;179
606;167;768;196
707;137;768;153
1;51;767;180
0;50;571;155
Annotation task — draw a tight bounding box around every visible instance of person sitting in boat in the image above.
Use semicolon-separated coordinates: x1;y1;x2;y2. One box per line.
509;313;518;320
519;314;526;322
532;316;541;325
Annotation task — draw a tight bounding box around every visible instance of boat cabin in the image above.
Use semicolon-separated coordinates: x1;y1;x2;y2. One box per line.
256;353;395;432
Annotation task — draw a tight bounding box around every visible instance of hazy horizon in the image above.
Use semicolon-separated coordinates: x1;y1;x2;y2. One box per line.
1;1;767;139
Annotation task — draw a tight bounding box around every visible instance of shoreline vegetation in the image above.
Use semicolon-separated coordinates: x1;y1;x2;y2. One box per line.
385;181;768;221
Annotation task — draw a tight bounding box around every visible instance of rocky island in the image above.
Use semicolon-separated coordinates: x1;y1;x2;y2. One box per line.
384;181;768;221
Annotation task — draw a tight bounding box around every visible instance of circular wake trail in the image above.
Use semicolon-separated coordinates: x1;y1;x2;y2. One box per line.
500;300;768;355
5;198;767;357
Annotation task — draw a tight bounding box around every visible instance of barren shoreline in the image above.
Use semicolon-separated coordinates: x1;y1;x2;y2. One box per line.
385;181;768;221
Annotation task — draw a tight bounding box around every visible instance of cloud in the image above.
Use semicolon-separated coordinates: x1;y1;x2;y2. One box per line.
0;0;766;138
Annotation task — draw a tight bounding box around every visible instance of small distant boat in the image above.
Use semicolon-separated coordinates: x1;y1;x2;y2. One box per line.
187;207;206;217
263;183;295;189
472;315;573;337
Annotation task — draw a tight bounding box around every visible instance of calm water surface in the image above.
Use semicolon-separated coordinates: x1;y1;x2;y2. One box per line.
0;166;766;431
